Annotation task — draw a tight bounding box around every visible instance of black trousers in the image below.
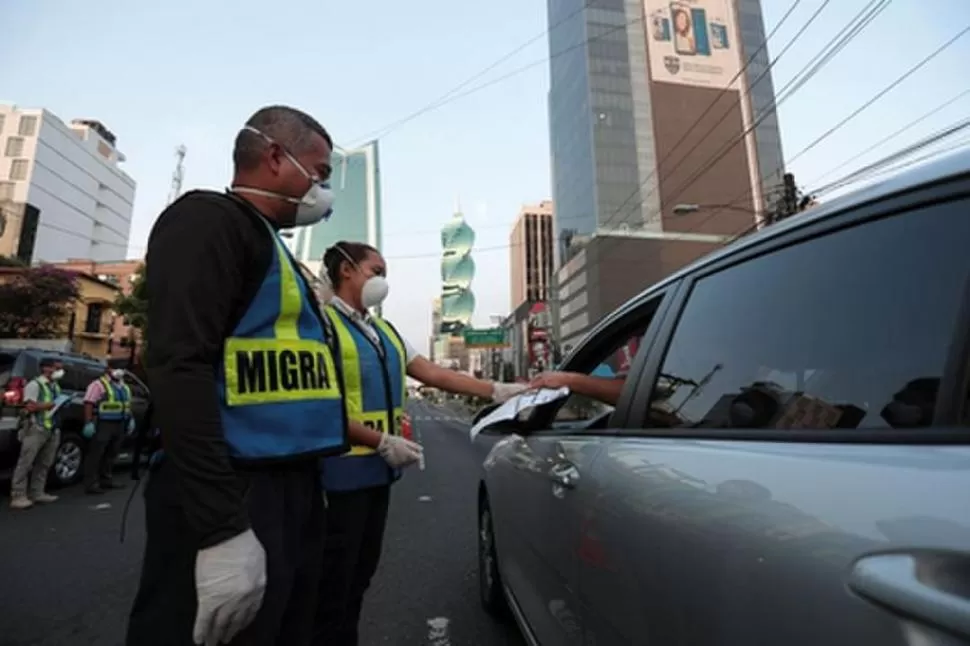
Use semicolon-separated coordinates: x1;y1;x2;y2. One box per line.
126;458;326;646
312;485;391;646
83;420;124;489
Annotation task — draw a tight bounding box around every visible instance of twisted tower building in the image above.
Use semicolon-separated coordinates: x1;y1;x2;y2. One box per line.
439;206;476;336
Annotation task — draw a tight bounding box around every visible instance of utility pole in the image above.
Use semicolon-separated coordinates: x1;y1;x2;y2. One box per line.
782;173;799;218
167;145;187;206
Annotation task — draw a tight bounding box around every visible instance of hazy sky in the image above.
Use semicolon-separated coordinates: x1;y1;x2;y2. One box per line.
1;0;968;354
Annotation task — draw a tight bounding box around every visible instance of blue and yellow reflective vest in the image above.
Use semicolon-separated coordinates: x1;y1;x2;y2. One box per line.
216;219;348;462
321;306;407;491
97;377;132;422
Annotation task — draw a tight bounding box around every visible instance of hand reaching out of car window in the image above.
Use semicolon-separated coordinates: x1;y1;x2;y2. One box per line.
530;372;626;407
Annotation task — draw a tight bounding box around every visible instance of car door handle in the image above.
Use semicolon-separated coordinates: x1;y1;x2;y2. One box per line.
849;553;970;638
548;462;580;489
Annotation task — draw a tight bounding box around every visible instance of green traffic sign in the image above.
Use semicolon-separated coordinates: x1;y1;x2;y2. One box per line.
462;327;508;348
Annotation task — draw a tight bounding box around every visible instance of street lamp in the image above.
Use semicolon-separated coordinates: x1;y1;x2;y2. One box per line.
672;203;756;215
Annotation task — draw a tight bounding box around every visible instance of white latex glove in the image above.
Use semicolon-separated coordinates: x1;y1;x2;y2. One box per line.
193;528;267;646
378;434;424;468
491;382;528;403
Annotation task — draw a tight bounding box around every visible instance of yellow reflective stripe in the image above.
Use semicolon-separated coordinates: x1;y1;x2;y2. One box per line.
348;407;404;456
224;338;340;406
100;377;115;402
270;234;302;341
325;307;363;416
373;317;407;387
38;381;54;428
99;402;124;412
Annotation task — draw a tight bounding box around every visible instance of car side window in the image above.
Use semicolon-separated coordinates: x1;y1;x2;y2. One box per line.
548;295;665;426
554;333;644;424
648;199;970;430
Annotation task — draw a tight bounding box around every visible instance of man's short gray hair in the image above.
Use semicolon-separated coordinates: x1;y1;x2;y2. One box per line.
233;106;333;172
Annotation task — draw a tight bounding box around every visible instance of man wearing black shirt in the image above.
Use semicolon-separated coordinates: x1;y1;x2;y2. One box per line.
127;105;343;646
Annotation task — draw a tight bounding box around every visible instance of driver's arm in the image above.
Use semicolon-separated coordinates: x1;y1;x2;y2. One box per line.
557;374;626;406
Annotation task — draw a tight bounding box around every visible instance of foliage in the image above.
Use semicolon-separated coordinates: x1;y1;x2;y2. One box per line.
0;255;26;268
113;263;147;331
113;263;148;366
0;266;81;339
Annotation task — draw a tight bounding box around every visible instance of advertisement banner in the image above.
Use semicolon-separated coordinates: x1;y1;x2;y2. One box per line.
644;0;741;89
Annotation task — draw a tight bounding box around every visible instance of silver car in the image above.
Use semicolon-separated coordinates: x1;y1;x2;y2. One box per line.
474;148;970;645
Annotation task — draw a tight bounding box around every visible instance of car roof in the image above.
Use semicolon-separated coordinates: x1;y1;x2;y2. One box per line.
581;146;970;346
15;348;107;367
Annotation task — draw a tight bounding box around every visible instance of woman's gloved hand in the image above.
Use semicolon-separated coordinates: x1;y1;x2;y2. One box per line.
377;434;424;468
82;421;96;439
193;528;267;646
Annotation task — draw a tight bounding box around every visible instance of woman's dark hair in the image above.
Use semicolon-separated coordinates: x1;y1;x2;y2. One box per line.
323;241;379;288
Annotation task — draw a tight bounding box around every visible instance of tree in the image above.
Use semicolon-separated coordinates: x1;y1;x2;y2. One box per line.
113;263;147;331
0;266;81;338
113;263;148;366
0;255;26;268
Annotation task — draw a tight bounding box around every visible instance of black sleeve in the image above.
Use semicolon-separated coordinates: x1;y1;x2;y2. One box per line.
145;192;254;548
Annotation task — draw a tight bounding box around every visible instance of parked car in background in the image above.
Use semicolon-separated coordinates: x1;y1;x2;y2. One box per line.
474;149;970;645
1;349;150;487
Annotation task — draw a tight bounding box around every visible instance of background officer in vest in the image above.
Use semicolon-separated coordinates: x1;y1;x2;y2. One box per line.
312;241;526;646
82;366;133;494
127;105;347;646
9;357;64;510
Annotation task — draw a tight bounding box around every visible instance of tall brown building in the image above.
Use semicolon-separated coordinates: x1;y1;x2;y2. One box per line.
509;200;554;311
547;0;785;349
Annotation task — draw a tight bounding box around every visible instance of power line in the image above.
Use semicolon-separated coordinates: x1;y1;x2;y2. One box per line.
345;1;598;146
805;86;970;188
682;24;970;243
809;117;970;196
344;8;645;147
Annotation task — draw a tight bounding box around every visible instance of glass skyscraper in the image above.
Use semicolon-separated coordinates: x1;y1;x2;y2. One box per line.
548;0;784;262
287;140;382;280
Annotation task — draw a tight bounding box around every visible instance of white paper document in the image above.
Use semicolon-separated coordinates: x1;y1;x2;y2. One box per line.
469;387;571;442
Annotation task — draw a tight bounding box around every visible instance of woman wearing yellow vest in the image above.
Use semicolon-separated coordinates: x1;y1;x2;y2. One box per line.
312;241;526;646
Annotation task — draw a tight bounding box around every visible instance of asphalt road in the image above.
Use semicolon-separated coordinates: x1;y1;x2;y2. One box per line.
0;400;525;646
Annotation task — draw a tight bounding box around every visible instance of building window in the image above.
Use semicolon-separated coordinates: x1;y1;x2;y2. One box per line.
17;116;38;137
85;303;105;334
0;115;5;131
0;181;14;201
9;159;28;181
5;137;24;157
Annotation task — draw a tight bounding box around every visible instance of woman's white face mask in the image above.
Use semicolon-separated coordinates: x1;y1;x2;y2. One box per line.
335;246;389;309
360;275;390;309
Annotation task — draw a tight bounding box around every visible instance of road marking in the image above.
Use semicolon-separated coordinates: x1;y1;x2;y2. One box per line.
91;503;111;510
418;495;432;502
426;617;451;645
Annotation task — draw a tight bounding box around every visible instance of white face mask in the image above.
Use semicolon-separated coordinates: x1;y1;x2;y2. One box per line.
333;245;389;309
232;126;334;228
51;369;65;381
361;275;389;309
111;369;125;381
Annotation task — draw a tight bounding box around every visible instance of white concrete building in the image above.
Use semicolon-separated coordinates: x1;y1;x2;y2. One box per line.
0;105;136;264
